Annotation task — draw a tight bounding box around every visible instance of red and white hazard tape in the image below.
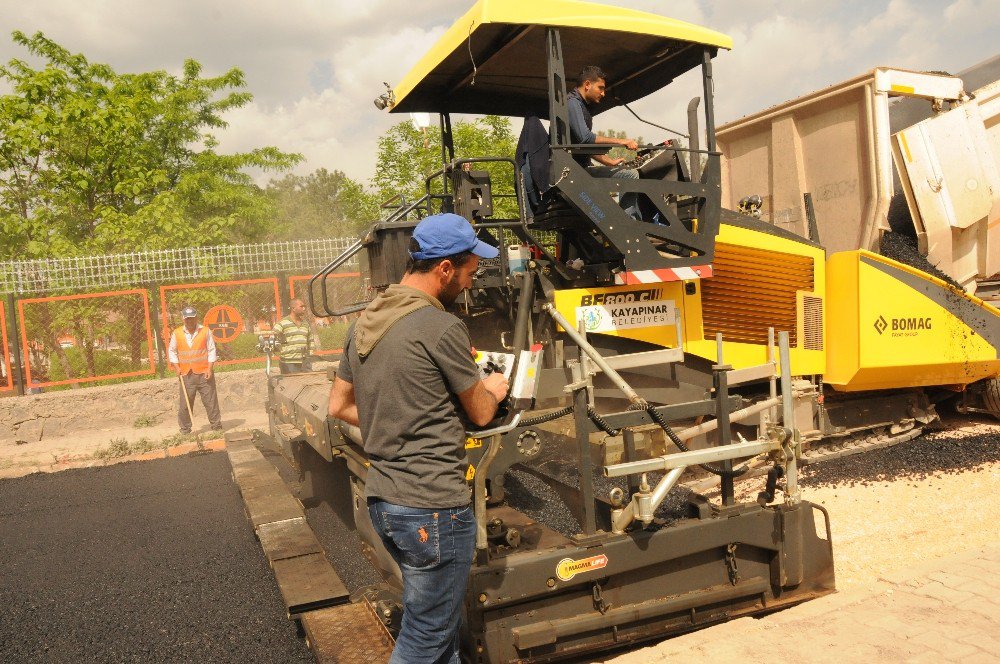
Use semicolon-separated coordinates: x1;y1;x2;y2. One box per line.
614;264;713;285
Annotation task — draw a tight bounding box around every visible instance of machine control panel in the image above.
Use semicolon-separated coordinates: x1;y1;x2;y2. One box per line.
474;351;515;380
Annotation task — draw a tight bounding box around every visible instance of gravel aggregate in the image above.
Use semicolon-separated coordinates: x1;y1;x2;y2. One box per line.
503;449;692;537
0;452;313;664
734;420;1000;591
801;428;1000;487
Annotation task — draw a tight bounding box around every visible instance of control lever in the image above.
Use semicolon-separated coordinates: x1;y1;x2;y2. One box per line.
257;332;281;375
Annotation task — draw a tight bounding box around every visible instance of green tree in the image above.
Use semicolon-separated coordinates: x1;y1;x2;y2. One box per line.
597;129;643;163
372;115;519;219
266;168;376;239
0;30;301;260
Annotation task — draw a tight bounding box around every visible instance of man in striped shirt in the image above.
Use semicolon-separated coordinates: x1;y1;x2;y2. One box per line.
273;298;318;374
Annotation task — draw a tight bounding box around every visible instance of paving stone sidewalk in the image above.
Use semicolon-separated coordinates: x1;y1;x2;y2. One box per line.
607;543;1000;663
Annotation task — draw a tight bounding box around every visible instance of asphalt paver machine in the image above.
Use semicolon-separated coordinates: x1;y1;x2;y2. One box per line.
271;2;845;661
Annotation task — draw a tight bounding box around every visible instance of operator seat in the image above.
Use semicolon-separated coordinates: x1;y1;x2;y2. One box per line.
515;117;618;266
515;117;580;229
515;116;551;212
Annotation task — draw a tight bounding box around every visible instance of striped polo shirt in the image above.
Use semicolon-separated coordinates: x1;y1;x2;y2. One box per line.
273;317;316;364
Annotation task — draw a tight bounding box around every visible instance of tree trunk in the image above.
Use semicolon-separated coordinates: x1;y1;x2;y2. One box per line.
72;319;97;377
37;303;77;388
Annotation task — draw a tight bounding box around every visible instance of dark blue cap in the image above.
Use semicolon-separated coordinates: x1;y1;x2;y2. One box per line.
181;306;197;319
410;213;499;260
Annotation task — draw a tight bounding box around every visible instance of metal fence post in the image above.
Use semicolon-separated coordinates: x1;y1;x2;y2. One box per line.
148;283;167;378
6;293;25;396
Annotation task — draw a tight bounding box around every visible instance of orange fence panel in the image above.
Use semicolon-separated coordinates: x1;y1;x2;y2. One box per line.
160;278;281;368
0;300;13;392
288;273;363;356
17;289;156;389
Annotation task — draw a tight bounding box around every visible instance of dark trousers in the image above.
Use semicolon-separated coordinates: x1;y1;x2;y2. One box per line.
178;372;222;433
279;359;312;374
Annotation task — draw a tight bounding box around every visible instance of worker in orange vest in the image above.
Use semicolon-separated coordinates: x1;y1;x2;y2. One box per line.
168;306;223;434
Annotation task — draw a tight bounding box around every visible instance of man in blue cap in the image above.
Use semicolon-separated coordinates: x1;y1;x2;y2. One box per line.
328;213;508;664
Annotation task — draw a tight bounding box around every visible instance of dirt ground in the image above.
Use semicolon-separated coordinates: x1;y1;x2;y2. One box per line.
789;420;1000;592
0;407;269;479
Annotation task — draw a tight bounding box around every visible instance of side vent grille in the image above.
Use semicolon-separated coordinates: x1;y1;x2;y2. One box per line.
802;295;824;350
701;243;815;346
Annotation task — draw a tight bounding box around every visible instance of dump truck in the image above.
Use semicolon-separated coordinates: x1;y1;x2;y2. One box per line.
262;2;1000;662
716;61;1000;301
715;61;1000;417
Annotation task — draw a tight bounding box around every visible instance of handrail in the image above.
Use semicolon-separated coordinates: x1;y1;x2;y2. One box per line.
385;194;431;223
307;237;367;318
551;143;722;156
423;156;522;212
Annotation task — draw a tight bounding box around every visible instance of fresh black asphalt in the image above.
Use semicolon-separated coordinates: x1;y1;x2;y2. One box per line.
0;452;313;663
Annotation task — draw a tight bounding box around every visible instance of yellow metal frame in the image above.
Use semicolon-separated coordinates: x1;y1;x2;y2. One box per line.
553;222;827;377
392;0;732;111
825;250;1000;391
686;224;826;375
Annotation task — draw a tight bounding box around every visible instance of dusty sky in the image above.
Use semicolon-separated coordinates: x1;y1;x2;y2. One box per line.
2;0;998;186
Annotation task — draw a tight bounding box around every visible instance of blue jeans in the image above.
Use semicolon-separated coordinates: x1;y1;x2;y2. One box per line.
368;499;477;664
588;166;642;219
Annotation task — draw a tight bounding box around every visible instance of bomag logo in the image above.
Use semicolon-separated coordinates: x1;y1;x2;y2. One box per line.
874;316;887;335
580;288;663;306
875;315;932;337
556;553;609;581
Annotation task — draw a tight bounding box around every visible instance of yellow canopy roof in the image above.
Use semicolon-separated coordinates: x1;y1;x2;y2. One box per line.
389;0;732;118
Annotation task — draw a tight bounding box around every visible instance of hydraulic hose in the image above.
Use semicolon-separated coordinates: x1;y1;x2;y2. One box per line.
582;401;746;477
520;406;573;427
518;404;748;478
645;405;748;478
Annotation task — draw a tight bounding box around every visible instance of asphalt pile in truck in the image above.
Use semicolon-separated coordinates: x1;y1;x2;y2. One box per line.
881;194;963;288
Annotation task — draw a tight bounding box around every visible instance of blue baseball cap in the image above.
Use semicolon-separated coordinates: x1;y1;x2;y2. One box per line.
410;213;499;260
181;306;198;319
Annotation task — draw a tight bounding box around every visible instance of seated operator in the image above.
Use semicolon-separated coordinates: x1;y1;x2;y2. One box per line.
568;66;642;218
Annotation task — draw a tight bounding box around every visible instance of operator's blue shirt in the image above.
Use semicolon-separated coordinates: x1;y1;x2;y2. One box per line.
567;89;596;167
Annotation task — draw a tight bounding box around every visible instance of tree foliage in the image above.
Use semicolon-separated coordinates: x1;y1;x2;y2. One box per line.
266;168;376;239
0;30;301;260
597;128;643;163
373;115;519;218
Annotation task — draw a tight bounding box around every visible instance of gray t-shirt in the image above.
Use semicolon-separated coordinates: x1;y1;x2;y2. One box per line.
337;307;482;508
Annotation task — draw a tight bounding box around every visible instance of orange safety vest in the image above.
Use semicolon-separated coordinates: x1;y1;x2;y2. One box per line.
174;326;211;375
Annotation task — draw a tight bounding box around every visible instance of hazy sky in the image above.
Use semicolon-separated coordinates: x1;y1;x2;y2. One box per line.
2;0;998;186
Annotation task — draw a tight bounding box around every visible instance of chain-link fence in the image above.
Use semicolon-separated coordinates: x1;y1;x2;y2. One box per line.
160;278;284;368
1;239;362;395
17;289;156;389
0;239;356;296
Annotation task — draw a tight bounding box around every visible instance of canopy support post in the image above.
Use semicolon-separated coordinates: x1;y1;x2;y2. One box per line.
546;28;569;147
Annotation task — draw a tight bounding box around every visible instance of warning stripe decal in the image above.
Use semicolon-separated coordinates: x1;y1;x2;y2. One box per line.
614;264;713;285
